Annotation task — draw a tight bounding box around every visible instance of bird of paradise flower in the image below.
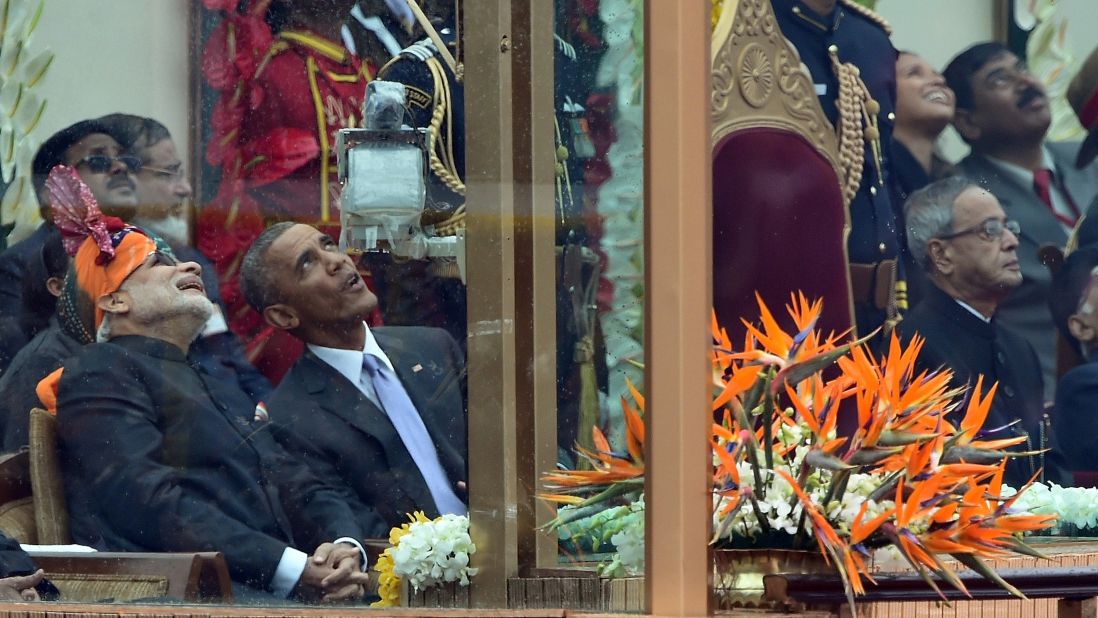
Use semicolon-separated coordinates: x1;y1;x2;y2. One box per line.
538;292;1055;612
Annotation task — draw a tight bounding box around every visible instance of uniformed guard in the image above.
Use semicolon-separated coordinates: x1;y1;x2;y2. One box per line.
365;24;469;351
772;0;902;338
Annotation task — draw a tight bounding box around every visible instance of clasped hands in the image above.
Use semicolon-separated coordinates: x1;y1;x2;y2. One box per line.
296;542;372;603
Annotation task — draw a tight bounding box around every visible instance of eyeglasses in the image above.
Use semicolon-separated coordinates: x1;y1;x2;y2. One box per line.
936;218;1020;242
75;154;142;174
141;164;187;182
984;64;1034;91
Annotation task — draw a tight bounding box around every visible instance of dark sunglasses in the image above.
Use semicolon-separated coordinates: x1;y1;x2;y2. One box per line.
75;154;142;174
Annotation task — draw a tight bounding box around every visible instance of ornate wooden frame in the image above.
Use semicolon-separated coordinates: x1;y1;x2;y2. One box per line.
710;0;856;330
711;0;845;194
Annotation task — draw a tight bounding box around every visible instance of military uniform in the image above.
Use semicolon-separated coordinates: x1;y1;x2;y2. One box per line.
365;35;468;351
772;0;901;336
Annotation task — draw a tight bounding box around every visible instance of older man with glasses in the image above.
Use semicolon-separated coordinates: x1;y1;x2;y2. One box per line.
0;119;140;373
899;175;1068;487
944;42;1098;401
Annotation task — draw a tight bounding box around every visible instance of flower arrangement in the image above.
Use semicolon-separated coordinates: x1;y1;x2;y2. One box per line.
1005;482;1098;535
557;497;646;576
370;512;478;608
539;293;1055;609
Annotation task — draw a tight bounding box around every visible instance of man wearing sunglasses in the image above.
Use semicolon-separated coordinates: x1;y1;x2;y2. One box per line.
901;176;1068;487
0;119;139;374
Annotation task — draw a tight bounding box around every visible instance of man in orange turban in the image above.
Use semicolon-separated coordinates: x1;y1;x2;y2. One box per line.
39;170;370;602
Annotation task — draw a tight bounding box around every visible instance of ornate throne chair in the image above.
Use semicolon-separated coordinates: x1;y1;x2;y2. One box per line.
711;0;854;340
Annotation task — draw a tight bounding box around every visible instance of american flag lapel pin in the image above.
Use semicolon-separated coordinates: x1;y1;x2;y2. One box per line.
254;402;269;423
412;363;423;373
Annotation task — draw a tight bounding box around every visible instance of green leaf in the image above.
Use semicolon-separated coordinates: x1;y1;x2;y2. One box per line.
951;552;1025;600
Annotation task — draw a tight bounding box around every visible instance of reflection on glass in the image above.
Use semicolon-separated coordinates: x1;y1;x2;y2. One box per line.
0;0;476;609
548;0;646;598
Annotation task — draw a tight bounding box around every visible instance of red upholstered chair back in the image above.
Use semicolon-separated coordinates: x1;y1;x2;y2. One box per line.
712;129;852;340
710;0;854;342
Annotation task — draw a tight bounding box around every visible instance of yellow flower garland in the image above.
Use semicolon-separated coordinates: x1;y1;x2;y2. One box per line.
370;511;432;608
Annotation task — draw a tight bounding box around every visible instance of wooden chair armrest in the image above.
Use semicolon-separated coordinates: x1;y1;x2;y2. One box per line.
26;551;233;603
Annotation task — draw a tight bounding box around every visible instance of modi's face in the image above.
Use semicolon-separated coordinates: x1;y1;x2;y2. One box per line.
119;250;213;331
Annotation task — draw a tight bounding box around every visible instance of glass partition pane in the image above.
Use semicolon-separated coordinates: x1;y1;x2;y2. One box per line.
542;0;646;603
0;0;485;609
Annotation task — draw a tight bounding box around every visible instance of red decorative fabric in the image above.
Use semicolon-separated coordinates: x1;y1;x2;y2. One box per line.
197;4;378;384
46;166;125;258
712;128;854;342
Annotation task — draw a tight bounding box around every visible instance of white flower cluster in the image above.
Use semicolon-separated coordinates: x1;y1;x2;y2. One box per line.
708;414;893;542
390;514;479;591
1004;482;1098;532
607;497;645;577
711;454;894;543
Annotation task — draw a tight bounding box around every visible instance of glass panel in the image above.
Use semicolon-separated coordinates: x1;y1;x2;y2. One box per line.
543;0;646;603
0;0;656;611
0;0;494;610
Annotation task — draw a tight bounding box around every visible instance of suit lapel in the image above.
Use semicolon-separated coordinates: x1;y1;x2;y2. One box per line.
300;347;447;513
966;155;1067;248
299;350;398;449
1051;143;1098;214
373;330;467;484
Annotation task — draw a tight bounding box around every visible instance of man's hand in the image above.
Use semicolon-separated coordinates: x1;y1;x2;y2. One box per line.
297;542;369;603
0;569;44;602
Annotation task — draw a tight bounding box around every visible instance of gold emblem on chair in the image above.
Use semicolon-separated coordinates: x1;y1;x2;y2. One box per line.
738;43;773;108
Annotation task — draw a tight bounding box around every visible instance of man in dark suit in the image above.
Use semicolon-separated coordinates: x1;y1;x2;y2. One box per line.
900;176;1066;486
96;113;272;404
0;119;140;373
239;222;467;537
0;532;55;601
51;199;368;600
1049;248;1098;473
944;42;1098;400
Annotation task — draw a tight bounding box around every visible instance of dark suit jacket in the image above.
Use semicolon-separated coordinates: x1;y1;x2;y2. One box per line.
1053;358;1098;472
0;319;81;451
0;224;54;374
173;245;272;404
267;327;467;537
0;531;57;598
899;284;1067;486
56;335;363;590
958;142;1098;400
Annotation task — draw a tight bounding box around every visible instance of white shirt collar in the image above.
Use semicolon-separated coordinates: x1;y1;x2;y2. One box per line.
954;299;992;323
307;322;395;384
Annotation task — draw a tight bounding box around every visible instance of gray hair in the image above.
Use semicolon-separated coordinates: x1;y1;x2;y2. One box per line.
904;176;980;272
240;221;297;313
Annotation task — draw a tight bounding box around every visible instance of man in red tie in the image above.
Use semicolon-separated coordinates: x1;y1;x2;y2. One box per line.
943;42;1098;401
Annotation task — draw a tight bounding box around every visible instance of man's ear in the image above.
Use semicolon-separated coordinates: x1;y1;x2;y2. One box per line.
95;291;132;316
45;276;64;298
1068;314;1096;345
927;239;953;276
952;108;981;143
263;303;299;331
